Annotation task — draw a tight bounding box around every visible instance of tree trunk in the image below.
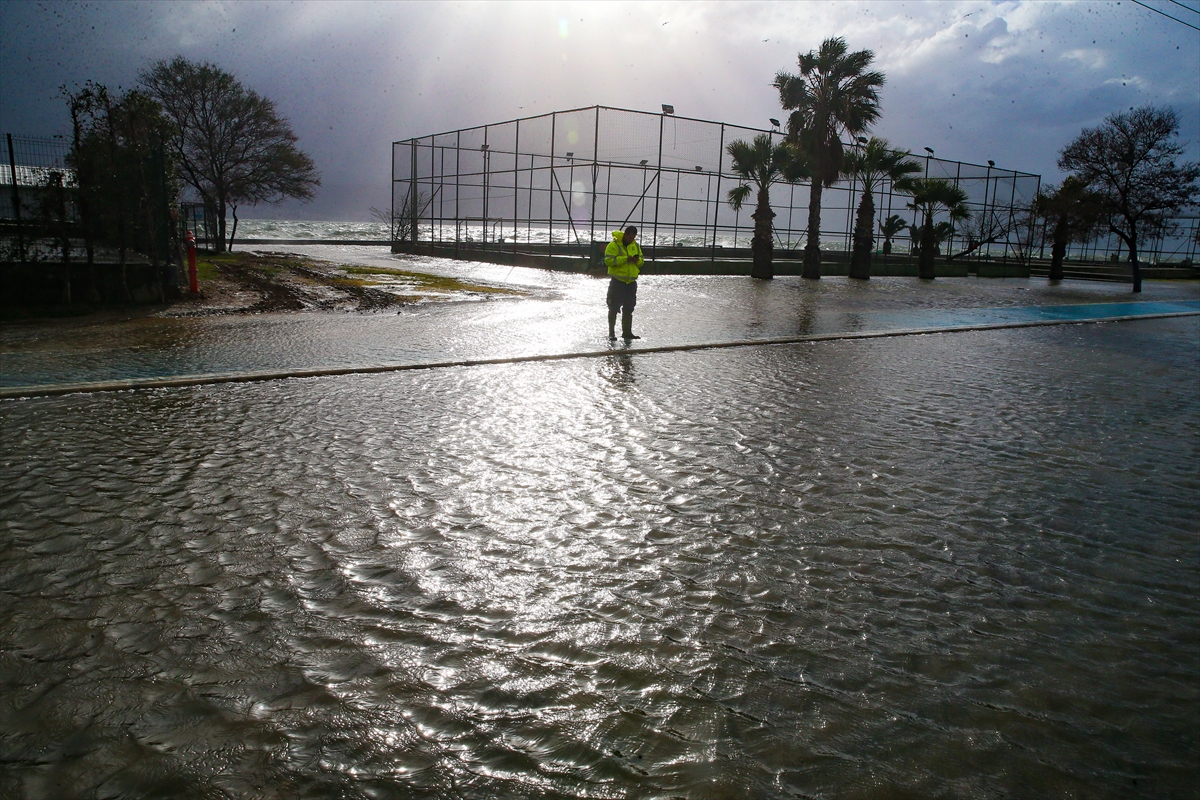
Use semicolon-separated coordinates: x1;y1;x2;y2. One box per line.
1114;224;1141;293
215;198;227;253
1049;213;1068;282
882;239;891;255
918;216;936;279
1128;240;1141;293
229;205;239;253
750;188;775;280
803;181;823;279
848;188;875;280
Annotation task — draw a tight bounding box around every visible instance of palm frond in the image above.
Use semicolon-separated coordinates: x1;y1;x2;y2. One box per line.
727;183;752;211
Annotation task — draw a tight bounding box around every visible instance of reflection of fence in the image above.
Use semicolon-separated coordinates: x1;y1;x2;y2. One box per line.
180;202;220;250
392;105;1043;267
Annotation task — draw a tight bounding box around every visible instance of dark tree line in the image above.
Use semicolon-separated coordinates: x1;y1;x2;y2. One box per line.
55;57;319;304
63;81;177;302
720;34;1197;291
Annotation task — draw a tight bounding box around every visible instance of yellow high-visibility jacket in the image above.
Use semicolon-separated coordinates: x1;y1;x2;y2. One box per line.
604;230;644;283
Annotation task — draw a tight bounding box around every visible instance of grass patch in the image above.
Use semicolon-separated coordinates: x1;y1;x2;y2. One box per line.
196;260;219;282
344;266;523;295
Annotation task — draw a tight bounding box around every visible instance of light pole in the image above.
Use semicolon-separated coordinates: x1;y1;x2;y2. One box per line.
480;143;490;244
639;159;649;230
566;151;575;243
983;159;994;263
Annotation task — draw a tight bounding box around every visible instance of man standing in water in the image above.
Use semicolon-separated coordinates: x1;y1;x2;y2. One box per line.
604;225;645;340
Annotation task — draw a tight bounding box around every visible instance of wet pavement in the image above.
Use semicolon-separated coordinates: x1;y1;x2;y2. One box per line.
1;245;1197;392
1;249;1198;798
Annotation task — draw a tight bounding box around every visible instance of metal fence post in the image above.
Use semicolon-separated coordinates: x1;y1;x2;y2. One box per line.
711;124;724;260
549;112;556;259
590;106;599;249
409;140;418;243
652;112;664;257
513;119;520;255
6;134;26;265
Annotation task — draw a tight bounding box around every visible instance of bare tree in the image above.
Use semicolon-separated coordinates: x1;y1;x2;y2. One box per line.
1058;106;1199;292
140;57;320;253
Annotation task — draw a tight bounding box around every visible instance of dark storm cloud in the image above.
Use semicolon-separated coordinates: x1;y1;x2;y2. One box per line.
1;0;1195;220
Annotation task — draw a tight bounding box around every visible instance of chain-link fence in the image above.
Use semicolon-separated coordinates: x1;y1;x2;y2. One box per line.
2;132;182;305
392;106;1198;272
1;134;77;254
392;105;1046;268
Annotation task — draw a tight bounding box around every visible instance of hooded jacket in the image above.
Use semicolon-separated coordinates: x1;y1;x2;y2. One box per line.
604;230;644;283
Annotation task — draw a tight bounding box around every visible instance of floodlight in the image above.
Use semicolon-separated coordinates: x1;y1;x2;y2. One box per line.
695;166;703;171
480;144;489;151
662;104;675;115
923;147;934;155
987;160;995;167
566;152;574;158
640;159;649;166
769;118;780;128
856;136;868;144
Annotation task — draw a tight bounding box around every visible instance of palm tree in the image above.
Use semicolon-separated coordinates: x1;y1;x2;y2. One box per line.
879;214;907;256
906;179;970;279
909;220;956;259
726;133;808;279
843;138;921;279
774;37;885;280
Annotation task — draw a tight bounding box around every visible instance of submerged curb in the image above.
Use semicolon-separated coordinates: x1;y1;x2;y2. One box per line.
3;309;1197;400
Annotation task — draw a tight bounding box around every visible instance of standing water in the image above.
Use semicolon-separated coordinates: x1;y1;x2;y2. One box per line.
1;251;1198;798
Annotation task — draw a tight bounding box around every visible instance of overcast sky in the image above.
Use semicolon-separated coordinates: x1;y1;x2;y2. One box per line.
2;0;1196;220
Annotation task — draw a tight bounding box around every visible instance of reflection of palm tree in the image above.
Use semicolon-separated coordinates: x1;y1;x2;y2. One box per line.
726;133;808;280
879;214;907;256
774;37;884;280
907;179;970;279
843;138;920;279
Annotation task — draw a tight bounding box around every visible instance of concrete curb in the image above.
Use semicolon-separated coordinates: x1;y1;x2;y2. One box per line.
2;310;1197;401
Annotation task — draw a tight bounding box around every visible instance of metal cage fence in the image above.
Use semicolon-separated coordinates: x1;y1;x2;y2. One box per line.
1;134;75;222
391;105;1047;264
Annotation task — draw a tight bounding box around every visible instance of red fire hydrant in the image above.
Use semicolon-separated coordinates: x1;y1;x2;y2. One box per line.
185;230;199;295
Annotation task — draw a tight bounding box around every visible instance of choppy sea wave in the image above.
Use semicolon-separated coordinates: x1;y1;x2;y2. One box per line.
234;219;392;240
231;219;871;251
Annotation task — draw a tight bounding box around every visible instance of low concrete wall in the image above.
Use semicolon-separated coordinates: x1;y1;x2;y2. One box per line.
976;263;1031;278
392;242;977;278
1;261;184;307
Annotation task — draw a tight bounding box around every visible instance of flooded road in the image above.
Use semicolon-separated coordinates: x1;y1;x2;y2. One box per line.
2;246;1197;391
1;255;1198;797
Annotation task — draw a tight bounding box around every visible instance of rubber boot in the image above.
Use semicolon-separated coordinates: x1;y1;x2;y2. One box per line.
621;310;640;340
607;310;618;340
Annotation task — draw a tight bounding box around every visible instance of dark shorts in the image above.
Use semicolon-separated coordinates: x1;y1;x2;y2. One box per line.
606;278;637;312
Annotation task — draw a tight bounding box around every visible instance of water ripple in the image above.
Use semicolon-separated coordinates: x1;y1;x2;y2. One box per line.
1;318;1197;798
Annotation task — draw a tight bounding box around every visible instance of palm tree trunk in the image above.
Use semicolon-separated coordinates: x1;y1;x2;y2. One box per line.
919;216;937;279
751;187;775;280
849;188;875;280
803;181;823;279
